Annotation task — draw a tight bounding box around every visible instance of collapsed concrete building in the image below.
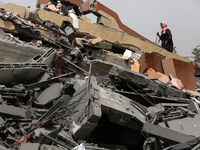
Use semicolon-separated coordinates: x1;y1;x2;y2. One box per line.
0;1;200;150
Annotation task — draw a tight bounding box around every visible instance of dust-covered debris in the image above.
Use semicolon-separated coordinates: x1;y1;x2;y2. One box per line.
0;1;199;150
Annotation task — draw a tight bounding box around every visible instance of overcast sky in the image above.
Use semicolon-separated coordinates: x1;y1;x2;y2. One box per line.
1;0;200;58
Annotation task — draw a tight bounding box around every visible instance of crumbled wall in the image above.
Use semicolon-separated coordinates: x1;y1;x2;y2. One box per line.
0;3;187;62
0;3;26;18
0;20;15;31
98;10;122;31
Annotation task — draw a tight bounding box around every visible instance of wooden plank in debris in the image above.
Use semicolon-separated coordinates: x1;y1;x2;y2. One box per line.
131;64;140;73
139;53;164;73
161;59;177;77
91;37;103;44
173;59;195;90
145;68;162;79
131;59;140;73
162;58;195;90
157;72;170;84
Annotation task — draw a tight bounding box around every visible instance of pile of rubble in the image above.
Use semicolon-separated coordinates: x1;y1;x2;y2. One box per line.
0;2;200;150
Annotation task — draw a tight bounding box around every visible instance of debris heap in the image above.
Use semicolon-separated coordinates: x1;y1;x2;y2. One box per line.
0;2;199;150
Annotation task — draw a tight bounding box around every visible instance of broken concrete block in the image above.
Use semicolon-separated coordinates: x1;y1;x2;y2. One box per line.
40;144;66;150
98;85;146;125
73;79;86;91
20;143;40;150
85;50;132;71
108;63;152;86
0;104;26;119
0;20;15;31
142;122;196;144
7;126;16;135
97;15;112;27
57;129;77;147
0;116;5;127
37;10;72;27
40;131;73;149
0;145;8;150
34;48;57;68
0;3;26;18
74;122;98;140
167;115;200;137
35;83;62;106
165;86;187;98
0;63;47;85
0;37;46;63
70;78;102;140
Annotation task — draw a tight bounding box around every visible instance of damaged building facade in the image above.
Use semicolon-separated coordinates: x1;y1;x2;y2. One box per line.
0;0;199;150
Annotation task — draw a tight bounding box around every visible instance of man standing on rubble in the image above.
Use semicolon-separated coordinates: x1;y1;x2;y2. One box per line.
157;22;174;53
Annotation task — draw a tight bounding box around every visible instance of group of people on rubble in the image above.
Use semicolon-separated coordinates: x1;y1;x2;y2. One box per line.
44;0;81;29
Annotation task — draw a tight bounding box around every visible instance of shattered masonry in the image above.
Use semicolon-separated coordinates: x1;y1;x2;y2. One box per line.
0;1;199;150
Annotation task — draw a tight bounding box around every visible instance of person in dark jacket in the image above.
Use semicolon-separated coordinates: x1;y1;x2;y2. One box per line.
60;0;82;17
157;22;174;52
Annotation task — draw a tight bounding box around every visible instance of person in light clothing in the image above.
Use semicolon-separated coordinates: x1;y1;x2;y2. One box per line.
68;8;79;29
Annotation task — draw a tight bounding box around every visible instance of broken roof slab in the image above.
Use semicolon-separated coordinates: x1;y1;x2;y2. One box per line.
0;37;46;63
35;9;186;61
0;63;47;85
0;3;26;18
0;2;186;62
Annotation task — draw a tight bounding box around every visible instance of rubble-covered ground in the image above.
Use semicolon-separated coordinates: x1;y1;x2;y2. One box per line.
0;2;200;150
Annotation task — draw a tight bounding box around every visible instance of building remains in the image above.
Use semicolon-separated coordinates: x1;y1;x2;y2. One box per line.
0;1;199;150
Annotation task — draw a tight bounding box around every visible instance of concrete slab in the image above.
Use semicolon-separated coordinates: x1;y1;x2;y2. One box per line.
36;83;62;106
0;104;26;119
168;115;200;137
20;143;40;150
